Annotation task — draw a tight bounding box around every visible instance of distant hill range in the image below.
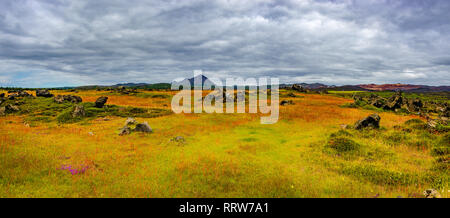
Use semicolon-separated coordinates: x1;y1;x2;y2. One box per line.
280;83;450;92
356;84;450;92
12;75;446;92
112;79;450;92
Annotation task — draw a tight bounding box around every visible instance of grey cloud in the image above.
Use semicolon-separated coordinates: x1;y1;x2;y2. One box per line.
0;0;449;88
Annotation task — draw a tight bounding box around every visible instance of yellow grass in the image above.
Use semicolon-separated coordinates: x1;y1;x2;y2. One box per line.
0;90;447;198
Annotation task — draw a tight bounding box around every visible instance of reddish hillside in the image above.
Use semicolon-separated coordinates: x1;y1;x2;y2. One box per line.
358;84;423;91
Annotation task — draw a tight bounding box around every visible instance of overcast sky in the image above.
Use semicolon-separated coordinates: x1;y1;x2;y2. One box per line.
0;0;449;87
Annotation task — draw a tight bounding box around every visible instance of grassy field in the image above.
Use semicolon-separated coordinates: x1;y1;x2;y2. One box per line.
0;90;448;198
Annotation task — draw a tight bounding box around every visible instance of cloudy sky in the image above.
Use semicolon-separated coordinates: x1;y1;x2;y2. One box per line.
0;0;449;87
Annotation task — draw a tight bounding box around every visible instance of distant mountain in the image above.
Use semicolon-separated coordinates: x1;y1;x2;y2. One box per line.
37;80;448;92
114;83;150;87
188;75;210;86
401;86;450;92
357;84;450;92
325;85;370;91
114;82;171;89
297;83;328;89
279;83;450;92
357;84;422;91
280;83;329;89
173;75;215;88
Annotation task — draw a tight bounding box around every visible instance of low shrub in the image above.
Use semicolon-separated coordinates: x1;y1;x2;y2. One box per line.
56;103;172;123
329;130;353;138
341;165;421;186
404;119;427;130
327;136;361;152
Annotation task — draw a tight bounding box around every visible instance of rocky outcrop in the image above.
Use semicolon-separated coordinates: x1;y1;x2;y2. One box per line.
36;89;54;97
352;91;430;115
280;100;294;106
125;117;137;126
405;98;423;112
171;136;185;143
354;114;381;130
111;86;139;95
119;118;152;135
427;117;448;132
287;92;297;98
134;122;152;133
119;126;132;136
368;95;386;108
17;90;32;97
6;91;33;99
72;105;85;118
5;104;19;113
291;84;307;92
384;91;404;110
8;93;18;100
54;95;82;104
95;96;108;108
423;189;441;198
437;105;449;118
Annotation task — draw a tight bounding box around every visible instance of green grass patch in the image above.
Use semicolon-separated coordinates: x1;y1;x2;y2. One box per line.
56;102;172;123
341;164;422;186
327;136;361;153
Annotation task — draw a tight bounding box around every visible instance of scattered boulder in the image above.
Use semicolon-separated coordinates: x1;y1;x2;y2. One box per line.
384;91;404;110
125;117;137;126
426;118;448;132
427;119;438;129
119;126;132;136
423;189;441;198
287;92;297;97
5;90;32;99
5;104;19;113
66;95;82;103
134;122;152;133
352;91;428;115
112;86;139;95
54;95;65;103
14;101;24;106
406;98;423;112
280;100;294;106
95;96;108;108
171;136;186;143
119;118;152;135
36;89;54;97
354;114;381;130
437;105;449;118
352;93;363;101
0;107;5;116
368;95;387;108
8;93;18;100
54;95;82;104
72;105;85;118
17;90;32;97
291;84;307;92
